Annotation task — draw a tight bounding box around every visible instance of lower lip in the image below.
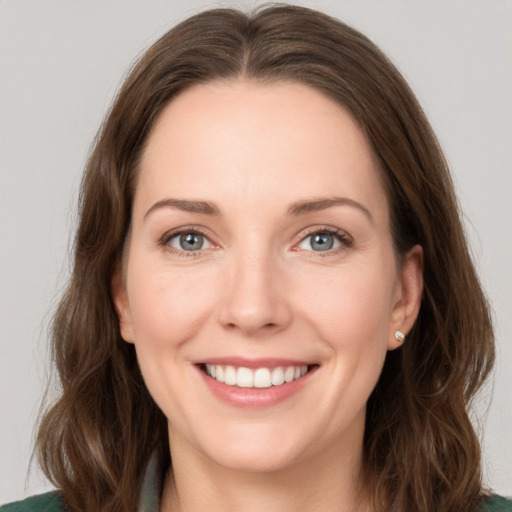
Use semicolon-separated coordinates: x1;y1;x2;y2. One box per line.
197;366;316;408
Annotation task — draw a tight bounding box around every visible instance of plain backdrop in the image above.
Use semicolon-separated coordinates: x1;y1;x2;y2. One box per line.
1;0;511;503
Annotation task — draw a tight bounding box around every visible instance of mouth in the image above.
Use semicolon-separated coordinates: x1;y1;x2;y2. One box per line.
198;363;317;389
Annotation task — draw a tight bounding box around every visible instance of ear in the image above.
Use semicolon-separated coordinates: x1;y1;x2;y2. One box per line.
111;264;135;344
388;245;423;350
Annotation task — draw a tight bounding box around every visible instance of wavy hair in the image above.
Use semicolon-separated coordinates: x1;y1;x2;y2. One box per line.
36;5;495;511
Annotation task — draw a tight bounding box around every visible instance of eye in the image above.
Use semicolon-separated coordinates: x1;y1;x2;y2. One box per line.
299;232;339;252
296;228;351;253
166;230;214;252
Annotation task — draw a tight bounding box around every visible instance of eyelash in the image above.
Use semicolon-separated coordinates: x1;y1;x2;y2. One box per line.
159;226;214;258
159;225;353;258
294;226;353;257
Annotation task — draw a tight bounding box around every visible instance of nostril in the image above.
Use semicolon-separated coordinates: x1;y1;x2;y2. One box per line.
223;321;278;333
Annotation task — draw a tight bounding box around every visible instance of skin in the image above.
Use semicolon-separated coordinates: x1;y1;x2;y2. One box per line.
113;80;423;512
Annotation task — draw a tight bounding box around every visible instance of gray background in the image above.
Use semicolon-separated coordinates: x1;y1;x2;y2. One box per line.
1;0;511;502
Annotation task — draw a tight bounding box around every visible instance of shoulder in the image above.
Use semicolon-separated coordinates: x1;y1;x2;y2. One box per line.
1;492;64;512
481;494;512;511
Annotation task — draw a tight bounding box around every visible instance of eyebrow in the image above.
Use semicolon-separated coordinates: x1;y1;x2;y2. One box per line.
287;197;373;222
144;198;221;220
143;196;372;222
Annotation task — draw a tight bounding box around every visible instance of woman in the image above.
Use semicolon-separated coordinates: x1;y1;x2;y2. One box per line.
2;5;510;512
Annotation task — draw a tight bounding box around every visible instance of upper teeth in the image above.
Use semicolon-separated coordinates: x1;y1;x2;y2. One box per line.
205;364;308;388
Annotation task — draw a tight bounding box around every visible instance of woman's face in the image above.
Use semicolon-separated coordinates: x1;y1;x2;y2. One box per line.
114;80;422;473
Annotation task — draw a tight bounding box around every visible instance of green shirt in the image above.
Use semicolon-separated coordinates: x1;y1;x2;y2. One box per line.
2;492;511;511
2;454;511;511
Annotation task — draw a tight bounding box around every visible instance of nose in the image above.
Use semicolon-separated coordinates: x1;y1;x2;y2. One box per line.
218;250;293;337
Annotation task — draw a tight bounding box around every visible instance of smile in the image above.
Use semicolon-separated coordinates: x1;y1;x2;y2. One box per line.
203;364;309;388
197;360;318;408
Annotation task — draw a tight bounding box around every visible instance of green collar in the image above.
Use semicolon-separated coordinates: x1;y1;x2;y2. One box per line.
138;452;163;512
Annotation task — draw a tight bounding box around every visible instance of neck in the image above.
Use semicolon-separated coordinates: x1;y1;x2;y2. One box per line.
161;429;370;512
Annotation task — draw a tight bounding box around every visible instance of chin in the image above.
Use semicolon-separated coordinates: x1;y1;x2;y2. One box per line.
205;439;304;474
176;420;309;474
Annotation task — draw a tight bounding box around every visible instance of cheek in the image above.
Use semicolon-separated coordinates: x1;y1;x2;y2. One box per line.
298;262;396;348
127;263;218;348
295;256;396;406
125;264;220;425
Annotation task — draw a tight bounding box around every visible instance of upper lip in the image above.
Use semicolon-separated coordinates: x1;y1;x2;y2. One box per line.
194;357;316;369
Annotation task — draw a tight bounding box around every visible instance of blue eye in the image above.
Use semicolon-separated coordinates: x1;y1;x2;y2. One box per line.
310;233;335;251
298;230;347;252
168;232;209;251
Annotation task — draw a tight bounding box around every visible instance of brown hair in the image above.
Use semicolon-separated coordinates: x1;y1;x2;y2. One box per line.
36;5;495;511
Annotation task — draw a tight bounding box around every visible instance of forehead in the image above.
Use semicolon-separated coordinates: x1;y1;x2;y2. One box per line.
136;79;388;221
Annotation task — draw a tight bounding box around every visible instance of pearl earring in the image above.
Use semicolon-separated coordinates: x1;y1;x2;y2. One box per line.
395;330;406;343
